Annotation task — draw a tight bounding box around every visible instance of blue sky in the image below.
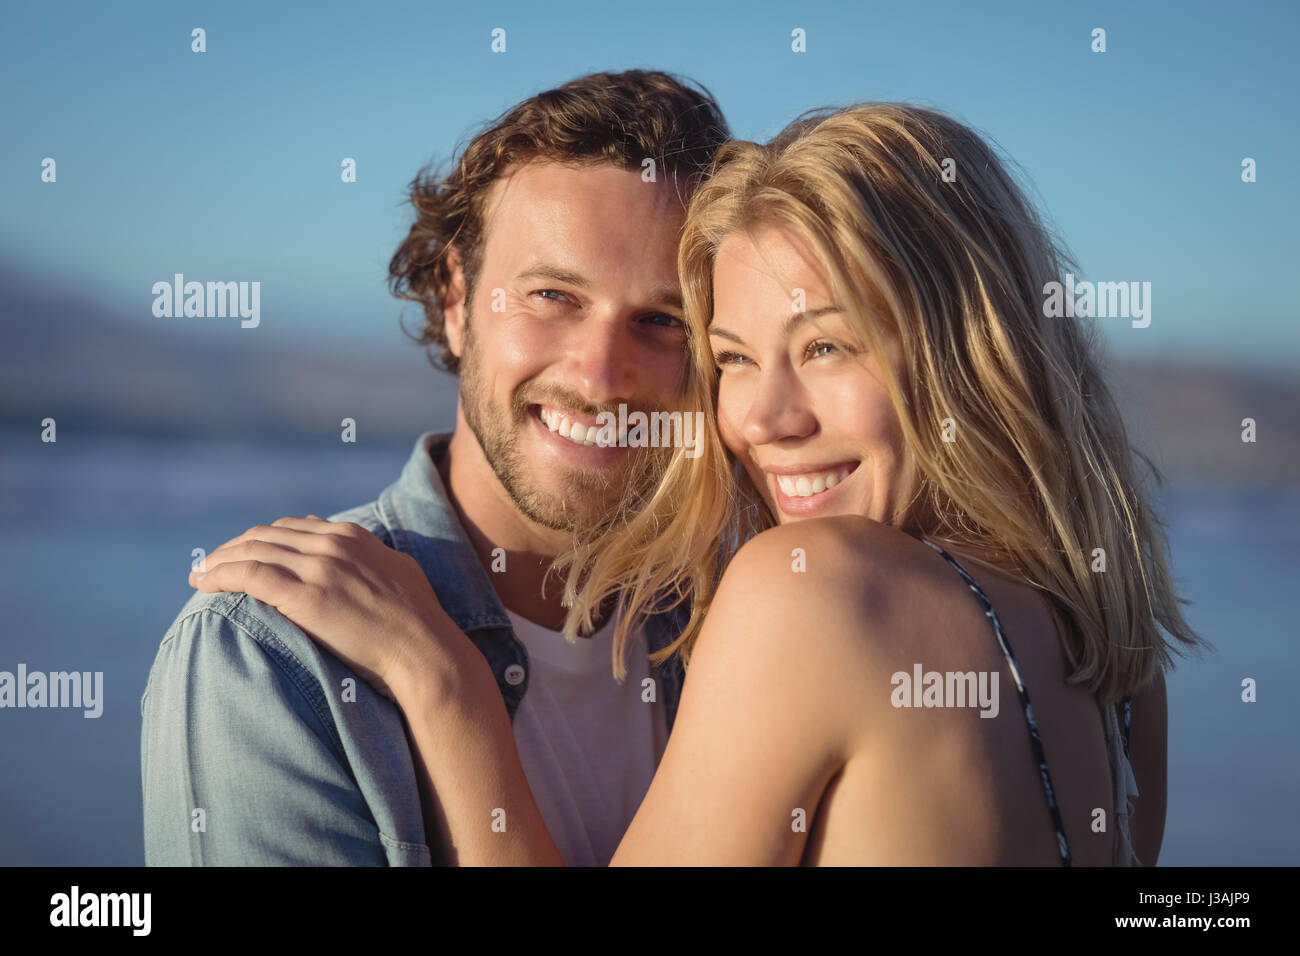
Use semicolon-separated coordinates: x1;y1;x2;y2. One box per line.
3;0;1297;367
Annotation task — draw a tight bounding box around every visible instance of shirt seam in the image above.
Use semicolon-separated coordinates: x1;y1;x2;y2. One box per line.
159;594;349;763
377;830;432;854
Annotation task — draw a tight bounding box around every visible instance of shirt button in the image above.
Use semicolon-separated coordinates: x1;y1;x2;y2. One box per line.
503;664;526;686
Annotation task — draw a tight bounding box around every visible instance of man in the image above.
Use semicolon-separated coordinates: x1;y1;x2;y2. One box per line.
140;70;730;865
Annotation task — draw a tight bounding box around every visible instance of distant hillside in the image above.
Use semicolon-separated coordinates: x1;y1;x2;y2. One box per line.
1;263;1295;486
1109;360;1298;489
0;263;458;443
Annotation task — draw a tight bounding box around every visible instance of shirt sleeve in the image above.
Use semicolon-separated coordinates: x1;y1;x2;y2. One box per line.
140;606;389;865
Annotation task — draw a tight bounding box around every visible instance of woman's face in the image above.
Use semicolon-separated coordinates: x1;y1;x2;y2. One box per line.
709;225;916;525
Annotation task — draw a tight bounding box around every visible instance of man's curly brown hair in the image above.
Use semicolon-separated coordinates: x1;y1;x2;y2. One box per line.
388;70;731;373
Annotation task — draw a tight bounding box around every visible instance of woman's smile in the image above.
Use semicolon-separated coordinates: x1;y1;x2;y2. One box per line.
762;459;861;516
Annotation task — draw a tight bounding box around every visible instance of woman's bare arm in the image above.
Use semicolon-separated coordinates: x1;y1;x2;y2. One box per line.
609;520;870;864
389;638;564;866
393;526;848;866
1128;668;1168;865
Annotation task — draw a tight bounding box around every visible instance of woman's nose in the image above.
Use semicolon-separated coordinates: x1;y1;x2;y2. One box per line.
741;368;817;447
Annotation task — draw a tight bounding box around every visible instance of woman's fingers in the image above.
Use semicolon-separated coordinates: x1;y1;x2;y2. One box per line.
205;518;365;564
270;515;373;542
191;539;331;585
190;557;304;607
204;526;309;562
269;515;343;533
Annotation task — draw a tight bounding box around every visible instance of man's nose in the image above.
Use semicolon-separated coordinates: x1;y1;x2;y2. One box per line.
741;366;817;447
562;315;639;404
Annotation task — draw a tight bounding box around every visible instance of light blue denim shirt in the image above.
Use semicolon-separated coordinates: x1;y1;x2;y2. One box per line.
140;431;687;865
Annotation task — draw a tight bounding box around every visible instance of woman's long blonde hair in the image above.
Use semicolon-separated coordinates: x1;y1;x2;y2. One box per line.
555;103;1203;703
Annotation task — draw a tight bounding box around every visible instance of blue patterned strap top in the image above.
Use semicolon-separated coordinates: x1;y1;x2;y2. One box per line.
917;537;1131;868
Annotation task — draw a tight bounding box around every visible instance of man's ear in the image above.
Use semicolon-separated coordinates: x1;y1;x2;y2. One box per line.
443;244;467;358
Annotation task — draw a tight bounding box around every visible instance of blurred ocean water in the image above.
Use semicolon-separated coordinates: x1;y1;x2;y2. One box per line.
0;434;1295;865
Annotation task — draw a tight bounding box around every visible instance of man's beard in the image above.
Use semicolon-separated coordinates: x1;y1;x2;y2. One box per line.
457;311;667;536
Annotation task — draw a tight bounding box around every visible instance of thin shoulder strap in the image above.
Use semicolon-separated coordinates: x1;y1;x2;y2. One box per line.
1121;696;1133;758
918;537;1073;867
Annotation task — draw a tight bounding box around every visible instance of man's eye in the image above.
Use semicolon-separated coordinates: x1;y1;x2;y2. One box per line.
642;312;684;329
533;289;570;303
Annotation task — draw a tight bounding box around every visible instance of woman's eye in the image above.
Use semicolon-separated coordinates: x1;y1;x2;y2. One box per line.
713;350;751;370
805;339;842;360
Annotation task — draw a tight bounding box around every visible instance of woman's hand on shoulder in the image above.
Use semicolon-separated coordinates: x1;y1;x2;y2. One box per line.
188;515;479;702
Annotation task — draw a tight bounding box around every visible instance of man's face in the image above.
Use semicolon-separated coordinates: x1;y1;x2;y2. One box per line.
449;160;689;533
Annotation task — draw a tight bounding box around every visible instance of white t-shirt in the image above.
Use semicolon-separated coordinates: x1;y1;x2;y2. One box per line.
504;607;667;866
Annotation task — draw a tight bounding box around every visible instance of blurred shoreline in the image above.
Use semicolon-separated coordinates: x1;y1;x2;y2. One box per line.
1;263;1296;488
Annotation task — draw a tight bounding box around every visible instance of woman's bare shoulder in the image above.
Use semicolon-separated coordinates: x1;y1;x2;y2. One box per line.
705;517;969;702
721;515;949;604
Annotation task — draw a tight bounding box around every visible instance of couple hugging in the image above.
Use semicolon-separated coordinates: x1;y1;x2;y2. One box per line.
141;69;1199;866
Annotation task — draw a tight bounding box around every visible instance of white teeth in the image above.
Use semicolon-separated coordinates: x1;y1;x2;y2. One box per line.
538;406;605;446
537;405;634;448
775;466;854;498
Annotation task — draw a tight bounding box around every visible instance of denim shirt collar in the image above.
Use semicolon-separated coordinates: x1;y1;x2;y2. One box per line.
376;431;512;634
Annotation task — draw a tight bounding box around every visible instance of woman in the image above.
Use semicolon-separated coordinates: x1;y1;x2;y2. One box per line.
191;104;1201;864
